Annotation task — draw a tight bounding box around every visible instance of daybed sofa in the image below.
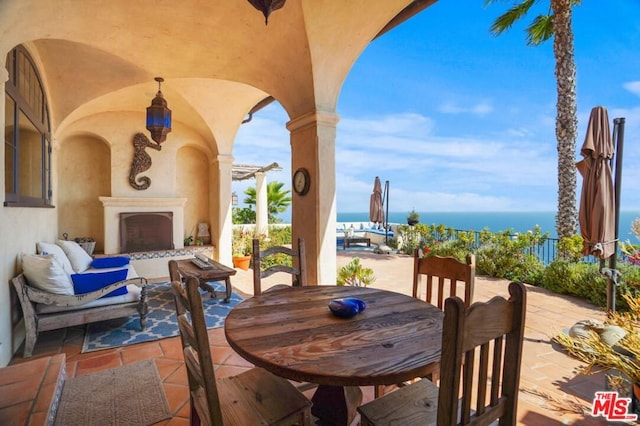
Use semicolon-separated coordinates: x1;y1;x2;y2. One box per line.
12;240;148;358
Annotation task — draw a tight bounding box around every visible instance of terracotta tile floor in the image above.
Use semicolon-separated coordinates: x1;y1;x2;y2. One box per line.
7;251;617;425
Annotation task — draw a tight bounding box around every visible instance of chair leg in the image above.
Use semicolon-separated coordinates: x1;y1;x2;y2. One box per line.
23;330;37;358
374;385;385;398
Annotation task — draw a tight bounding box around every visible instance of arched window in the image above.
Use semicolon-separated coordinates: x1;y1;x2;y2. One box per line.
4;45;52;207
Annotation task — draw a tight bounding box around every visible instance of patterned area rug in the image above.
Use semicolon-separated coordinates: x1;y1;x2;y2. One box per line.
82;281;242;353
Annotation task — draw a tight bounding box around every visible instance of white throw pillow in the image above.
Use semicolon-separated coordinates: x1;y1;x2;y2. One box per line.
36;241;74;275
21;253;74;295
56;240;93;273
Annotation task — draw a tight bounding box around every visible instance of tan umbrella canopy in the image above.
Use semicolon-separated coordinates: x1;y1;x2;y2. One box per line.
369;176;384;224
577;106;616;259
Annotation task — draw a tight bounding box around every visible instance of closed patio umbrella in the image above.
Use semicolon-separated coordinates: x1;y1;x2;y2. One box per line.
369;176;384;225
577;106;615;259
576;106;617;309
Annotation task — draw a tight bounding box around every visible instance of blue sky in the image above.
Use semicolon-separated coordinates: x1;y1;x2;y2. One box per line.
232;1;640;216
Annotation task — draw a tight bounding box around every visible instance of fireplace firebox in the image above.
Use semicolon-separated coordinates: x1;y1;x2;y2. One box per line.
119;212;174;253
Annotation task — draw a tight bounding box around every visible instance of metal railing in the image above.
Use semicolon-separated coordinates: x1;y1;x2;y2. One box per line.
430;229;622;265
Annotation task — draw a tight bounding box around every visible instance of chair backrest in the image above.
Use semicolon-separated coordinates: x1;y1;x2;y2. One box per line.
252;237;307;296
437;281;526;426
413;251;475;309
168;259;181;283
171;277;224;425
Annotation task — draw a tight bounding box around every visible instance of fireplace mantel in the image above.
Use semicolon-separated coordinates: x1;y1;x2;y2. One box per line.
100;197;187;254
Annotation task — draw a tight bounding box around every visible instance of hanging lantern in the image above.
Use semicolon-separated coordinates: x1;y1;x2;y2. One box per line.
247;0;286;25
146;77;171;144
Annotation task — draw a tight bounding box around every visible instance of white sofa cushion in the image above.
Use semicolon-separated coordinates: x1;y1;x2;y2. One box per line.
36;284;142;314
36;241;74;275
57;240;93;273
35;264;140;314
21;254;74;295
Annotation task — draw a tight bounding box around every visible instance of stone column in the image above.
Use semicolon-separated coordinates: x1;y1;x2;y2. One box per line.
255;171;268;236
212;154;234;265
287;110;339;285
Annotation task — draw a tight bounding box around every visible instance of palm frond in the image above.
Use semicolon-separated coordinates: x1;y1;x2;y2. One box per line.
526;14;554;45
483;0;512;6
489;0;538;35
554;291;640;383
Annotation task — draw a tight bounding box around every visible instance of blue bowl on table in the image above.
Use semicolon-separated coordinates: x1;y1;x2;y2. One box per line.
328;298;366;318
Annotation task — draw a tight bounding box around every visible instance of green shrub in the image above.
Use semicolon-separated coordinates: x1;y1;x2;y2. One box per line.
541;260;592;295
557;234;584;262
337;258;375;287
540;260;639;310
254;226;293;270
474;228;546;284
397;226;422;255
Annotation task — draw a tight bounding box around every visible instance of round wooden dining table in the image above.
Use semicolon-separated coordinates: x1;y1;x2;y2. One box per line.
224;285;444;425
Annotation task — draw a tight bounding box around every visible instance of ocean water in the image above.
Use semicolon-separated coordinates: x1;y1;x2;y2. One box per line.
337;211;640;240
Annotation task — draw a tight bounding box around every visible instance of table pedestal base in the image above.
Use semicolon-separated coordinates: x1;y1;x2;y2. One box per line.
311;385;362;426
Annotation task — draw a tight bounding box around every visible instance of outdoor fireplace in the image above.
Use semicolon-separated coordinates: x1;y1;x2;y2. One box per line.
119;212;173;253
99;197;187;255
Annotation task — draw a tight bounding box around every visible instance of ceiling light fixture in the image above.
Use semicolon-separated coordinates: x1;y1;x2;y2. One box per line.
146;77;172;144
247;0;286;25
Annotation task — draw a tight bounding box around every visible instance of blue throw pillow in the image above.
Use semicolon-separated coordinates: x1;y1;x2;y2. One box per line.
91;256;130;269
72;269;128;298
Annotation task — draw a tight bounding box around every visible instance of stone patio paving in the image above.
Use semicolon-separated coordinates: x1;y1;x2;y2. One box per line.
7;250;618;425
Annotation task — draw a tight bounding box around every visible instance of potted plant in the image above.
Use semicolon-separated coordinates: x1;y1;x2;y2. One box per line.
232;228;253;270
407;209;420;226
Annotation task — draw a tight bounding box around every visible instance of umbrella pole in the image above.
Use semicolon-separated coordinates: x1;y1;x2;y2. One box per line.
384;180;390;245
607;117;625;312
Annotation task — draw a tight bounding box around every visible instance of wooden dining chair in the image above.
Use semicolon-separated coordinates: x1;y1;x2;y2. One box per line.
359;281;527;426
171;277;312;425
168;259;181;282
375;251;476;398
413;251;476;309
252;237;307;296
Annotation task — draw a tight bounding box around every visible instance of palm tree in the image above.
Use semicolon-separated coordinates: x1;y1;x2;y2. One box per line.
244;181;292;223
486;0;579;238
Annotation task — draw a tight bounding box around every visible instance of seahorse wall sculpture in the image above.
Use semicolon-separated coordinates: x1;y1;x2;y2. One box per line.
129;132;162;190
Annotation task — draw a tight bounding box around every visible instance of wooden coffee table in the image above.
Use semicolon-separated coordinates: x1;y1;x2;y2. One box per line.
174;259;236;303
343;237;371;250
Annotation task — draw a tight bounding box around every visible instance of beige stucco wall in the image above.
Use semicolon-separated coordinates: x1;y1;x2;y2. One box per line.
1;110;220;365
177;145;211;244
58;134;111;252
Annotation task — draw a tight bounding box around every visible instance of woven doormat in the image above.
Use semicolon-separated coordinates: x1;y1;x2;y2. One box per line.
54;359;171;426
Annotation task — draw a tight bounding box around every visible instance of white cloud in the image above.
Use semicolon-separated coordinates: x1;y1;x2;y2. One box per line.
623;81;640;97
438;101;494;116
339;113;434;137
233;104;640;217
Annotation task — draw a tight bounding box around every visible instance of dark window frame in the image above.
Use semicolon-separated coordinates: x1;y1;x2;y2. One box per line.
4;45;53;208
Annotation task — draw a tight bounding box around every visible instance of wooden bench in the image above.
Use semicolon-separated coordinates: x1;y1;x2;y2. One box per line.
12;274;148;358
343;237;371;250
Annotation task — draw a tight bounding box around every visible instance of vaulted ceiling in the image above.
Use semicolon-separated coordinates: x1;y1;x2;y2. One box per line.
1;0;436;154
